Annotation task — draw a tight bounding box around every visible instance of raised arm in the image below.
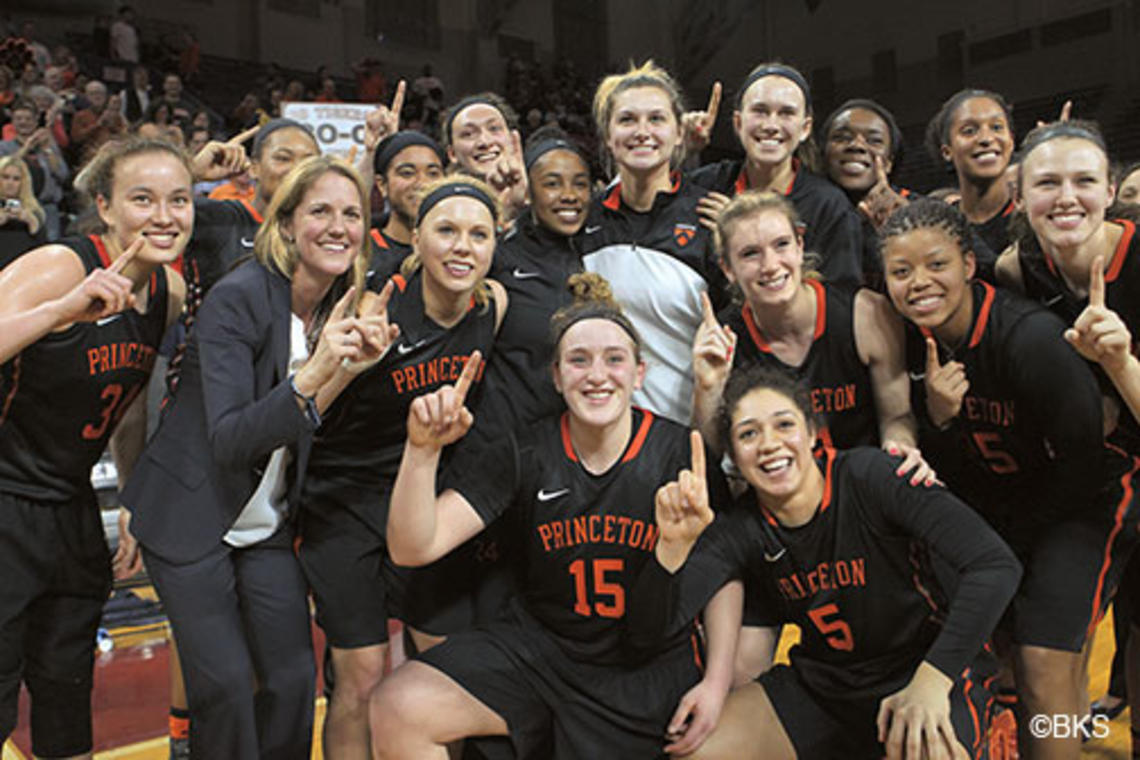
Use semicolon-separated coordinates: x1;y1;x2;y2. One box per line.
387;352;487;566
691;293;736;452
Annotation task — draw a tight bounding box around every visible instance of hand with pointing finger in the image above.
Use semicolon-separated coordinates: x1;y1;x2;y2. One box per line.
692;291;736;392
924;337;968;429
654;429;714;573
682;82;722;155
59;237;143;325
406;350;482;451
294;288;363;396
341;279;401;374
486;129;528;218
364;80;406;152
191;128;254;182
857;155;909;231
1065;255;1134;376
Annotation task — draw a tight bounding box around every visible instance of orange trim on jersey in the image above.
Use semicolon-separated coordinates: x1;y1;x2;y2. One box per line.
239;199;264;224
560;412;577;462
967;281;996;349
1085;442;1139;642
601;172;682;211
0;355;20;427
390;274;408;293
740;279;826;354
962;670;984;759
149;271;158;297
1105;219;1135;283
899;188;912;199
690;628;704;671
733;159;798;197
1000;199;1015;218
370;228;389;250
620;408;654;463
818;445;836;513
89;234;113;268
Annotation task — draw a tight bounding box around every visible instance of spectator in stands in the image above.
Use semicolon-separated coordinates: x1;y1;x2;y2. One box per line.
122;64;151;123
353;57;386;102
315;76;340;103
228;92;260;131
18;22;49;72
283;79;305;104
0;99;67;239
0;154;46;267
159;72;194;129
186;125;210;157
19;85;67;151
71;80;127;161
16;61;40;99
110;6;140;64
206;169;255;203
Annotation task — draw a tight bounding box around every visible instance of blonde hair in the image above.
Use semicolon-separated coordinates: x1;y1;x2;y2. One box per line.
401;174;500;310
715;190;821;281
550;272;641;362
0;155;45;233
592;60;686;175
255;155;370;318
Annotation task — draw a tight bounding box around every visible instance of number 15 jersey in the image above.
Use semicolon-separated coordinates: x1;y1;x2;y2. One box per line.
443;408;724;664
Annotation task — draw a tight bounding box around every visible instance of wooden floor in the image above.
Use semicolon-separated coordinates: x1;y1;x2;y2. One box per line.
1;610;1131;759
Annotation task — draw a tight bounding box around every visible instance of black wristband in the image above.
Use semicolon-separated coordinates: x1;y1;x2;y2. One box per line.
289;374;321;427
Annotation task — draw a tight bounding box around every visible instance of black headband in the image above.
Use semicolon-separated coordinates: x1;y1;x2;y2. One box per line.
737;64;812;111
252;118;314;158
523;137;587;172
444;95;506;142
416;182;497;227
374;131;446;176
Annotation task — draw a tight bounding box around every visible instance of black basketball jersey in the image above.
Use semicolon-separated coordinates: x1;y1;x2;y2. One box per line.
0;235;169;502
1017;220;1140;453
307;269;496;531
445;408;715;664
690;159;864;290
183;197;261;313
632;447;1019;701
578;172;727;424
904;281;1109;538
366;227;414;290
721;280;880;449
469;214;583;444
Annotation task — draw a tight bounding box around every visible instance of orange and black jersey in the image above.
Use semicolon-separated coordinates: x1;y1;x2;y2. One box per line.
444;408;728;664
690;159;863;290
630;447;1020;700
306;269;495;533
1017;219;1140;453
905;281;1109;533
0;235;169;502
949;198;1014;285
366;227;413;290
183;198;262;313
578;172;727;424
469;214;582;444
720;280;879;450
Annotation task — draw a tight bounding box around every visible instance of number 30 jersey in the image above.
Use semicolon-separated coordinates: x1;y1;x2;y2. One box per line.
0;235;169;502
443;408;724;664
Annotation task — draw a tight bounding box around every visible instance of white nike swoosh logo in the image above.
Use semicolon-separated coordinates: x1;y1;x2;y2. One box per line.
537;488;569;502
584;225;602;234
512;268;540;279
241;237;255;248
96;314;122;326
396;339;426;356
1044;294;1064;306
908;371;926;381
764;548;786;563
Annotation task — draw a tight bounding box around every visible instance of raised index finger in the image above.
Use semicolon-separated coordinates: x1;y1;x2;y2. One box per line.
331;286;357;320
369;278;396;316
925;337;942;374
1088;254;1106;308
873;154;890;187
689;429;706;478
390;79;406;122
109;237;145;274
227;125;260;147
699;290;718;326
455;349;482;403
705;81;722;127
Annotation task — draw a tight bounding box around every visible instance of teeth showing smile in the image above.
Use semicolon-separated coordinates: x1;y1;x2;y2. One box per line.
757;273;790;290
841;160;869;174
973;150;1000;161
555;209;581;221
474;149;501;163
759;458;792;473
908;294;942;312
1049;212;1084;229
321;242;347;251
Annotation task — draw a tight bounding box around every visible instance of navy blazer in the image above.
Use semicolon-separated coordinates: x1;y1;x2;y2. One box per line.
125;259;316;564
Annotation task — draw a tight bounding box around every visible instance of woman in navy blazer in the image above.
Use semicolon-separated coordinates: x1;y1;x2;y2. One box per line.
122;155;398;757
